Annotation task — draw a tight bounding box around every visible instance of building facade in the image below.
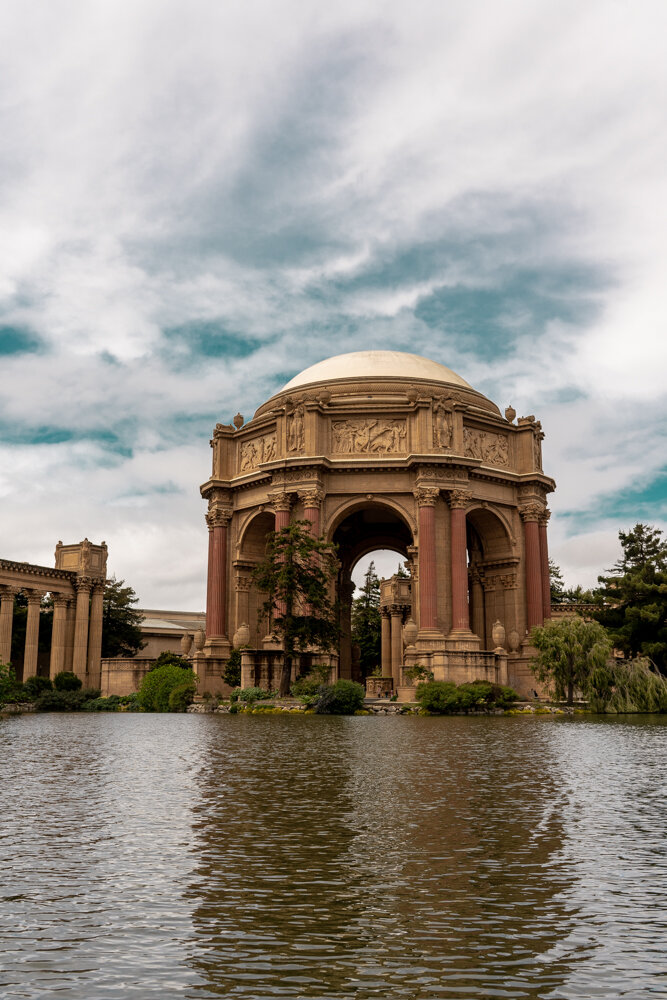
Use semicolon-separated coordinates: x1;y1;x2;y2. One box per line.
200;351;556;697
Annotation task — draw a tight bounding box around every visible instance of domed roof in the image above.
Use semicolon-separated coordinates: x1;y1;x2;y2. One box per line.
281;351;472;392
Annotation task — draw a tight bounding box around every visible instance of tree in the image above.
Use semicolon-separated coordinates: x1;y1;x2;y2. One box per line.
253;520;340;696
351;561;381;677
549;559;565;603
594;524;667;673
530;616;611;705
138;662;198;712
102;577;145;658
150;651;191;671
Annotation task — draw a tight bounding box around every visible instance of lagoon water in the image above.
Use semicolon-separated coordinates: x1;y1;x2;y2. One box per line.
1;713;666;999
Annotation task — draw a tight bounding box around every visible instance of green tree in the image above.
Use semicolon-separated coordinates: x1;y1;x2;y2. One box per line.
150;650;191;671
594;524;667;672
253;520;339;696
530;616;611;704
351;561;381;677
549;559;565;603
138;663;198;712
102;577;145;658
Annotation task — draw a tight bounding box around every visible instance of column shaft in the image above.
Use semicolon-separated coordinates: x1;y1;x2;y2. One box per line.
417;501;438;629
50;597;69;679
0;588;16;664
539;519;551;620
205;527;215;634
87;585;104;687
72;582;91;681
390;610;403;688
524;518;543;630
24;592;42;679
381;611;391;675
450;506;470;632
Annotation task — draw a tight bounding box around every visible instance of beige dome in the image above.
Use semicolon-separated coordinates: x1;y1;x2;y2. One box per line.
282;351;472;392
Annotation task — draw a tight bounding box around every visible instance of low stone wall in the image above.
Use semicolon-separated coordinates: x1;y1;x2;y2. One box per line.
100;658;155;697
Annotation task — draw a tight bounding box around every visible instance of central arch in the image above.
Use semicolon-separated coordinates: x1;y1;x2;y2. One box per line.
330;501;414;681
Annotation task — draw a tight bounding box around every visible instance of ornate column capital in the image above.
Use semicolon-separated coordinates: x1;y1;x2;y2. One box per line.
206;506;232;529
519;501;544;523
413;486;440;507
52;592;71;609
24;588;43;606
270;491;292;513
448;488;472;509
74;576;93;592
380;606;391;619
298;488;324;509
235;573;251;593
0;584;19;600
539;508;551;527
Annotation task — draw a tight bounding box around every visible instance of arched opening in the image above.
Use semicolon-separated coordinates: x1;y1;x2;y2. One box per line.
237;510;275;647
466;507;515;648
331;503;414;681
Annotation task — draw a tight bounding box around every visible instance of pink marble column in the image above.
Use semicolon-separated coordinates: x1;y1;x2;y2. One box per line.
521;504;544;630
206;509;231;638
448;489;472;633
539;511;552;621
414;487;440;630
272;492;292;619
300;489;323;536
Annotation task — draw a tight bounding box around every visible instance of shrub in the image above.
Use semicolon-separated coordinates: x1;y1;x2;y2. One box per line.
238;686;275;704
150;651;191;671
404;663;434;684
22;675;53;699
168;679;197;712
315;679;365;715
0;662;23;705
83;695;122;712
290;675;324;698
230;687;241;703
54;671;82;692
138;664;198;712
34;687;101;711
415;681;458;713
222;648;243;688
415;680;518;713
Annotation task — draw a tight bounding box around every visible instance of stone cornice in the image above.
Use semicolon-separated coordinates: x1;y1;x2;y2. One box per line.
0;559;77;582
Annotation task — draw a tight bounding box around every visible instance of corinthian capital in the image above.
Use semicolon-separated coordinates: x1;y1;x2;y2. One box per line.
413;486;440;507
270;491;292;513
207;506;233;528
539;508;551;527
298;488;324;509
448;488;472;509
519;501;544;522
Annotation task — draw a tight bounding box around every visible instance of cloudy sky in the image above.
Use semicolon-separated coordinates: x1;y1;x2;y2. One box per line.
1;0;665;608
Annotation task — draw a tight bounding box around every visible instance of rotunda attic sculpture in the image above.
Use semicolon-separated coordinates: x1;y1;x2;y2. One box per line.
200;350;555;697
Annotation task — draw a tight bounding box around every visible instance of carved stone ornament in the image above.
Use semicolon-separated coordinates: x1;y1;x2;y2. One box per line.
287;405;305;453
239;431;277;473
413;486;440;507
533;433;543;471
73;576;93;592
51;592;70;609
194;628;206;651
298;488;324;508
180;632;193;655
539;509;551;526
270;491;292;513
508;629;521;653
463;426;509;467
331;418;407;454
233;622;251;647
432;396;453;450
518;501;544;522
235;574;251;593
491;620;506;650
448;488;472;509
403;617;418;647
207;505;232;528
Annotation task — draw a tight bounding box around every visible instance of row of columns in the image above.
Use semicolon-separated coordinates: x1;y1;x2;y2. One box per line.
413;485;551;639
0;578;104;682
380;604;410;686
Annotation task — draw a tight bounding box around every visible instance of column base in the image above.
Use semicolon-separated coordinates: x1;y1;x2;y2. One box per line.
446;629;481;651
204;635;231;660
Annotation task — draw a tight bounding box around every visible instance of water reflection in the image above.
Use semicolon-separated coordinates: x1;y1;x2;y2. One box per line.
0;713;665;999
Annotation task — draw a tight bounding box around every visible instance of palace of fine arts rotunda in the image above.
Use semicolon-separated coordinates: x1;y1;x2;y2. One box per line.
200;350;555;698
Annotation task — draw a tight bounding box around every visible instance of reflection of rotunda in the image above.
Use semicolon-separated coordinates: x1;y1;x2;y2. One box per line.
200;351;555;696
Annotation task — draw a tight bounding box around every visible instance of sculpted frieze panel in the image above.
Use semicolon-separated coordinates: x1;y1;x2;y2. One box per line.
331;418;407;454
463;426;509;467
239;432;277;473
432;397;453;450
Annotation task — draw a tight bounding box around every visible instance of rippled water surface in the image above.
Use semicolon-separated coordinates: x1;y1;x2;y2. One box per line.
1;713;666;999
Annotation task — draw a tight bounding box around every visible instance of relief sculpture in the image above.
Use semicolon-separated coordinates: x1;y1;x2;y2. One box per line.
332;418;407;454
239;432;277;472
463;426;509;467
287;404;305;453
432;397;453;450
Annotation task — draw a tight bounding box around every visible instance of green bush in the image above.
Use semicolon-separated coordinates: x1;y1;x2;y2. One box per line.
238;686;275;703
54;671;82;692
83;695;122;712
416;680;518;714
290;675;324;698
315;679;365;715
222;648;243;688
22;675;53;699
0;662;23;705
138;663;198;712
168;679;197;712
150;651;192;671
587;657;667;713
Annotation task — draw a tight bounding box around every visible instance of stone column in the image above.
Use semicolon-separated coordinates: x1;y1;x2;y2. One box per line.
448;489;472;634
470;569;485;643
272;492;292;620
87;582;105;688
24;589;43;679
50;594;69;679
520;503;544;631
539;510;552;621
0;586;17;664
414;487;440;631
390;605;403;688
381;607;391;675
72;577;92;682
206;507;232;638
300;488;323;536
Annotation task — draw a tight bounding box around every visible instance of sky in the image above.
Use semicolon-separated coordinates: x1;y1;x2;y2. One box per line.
1;0;665;609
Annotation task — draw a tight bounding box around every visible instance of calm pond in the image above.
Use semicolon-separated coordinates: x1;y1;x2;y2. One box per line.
1;713;666;999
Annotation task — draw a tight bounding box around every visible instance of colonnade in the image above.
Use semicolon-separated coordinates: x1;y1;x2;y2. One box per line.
0;578;104;684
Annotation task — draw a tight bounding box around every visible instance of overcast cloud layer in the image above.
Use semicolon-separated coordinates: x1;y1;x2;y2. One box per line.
1;0;666;607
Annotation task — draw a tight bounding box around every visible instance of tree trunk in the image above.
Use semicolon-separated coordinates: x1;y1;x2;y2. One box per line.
280;655;292;696
567;679;574;705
